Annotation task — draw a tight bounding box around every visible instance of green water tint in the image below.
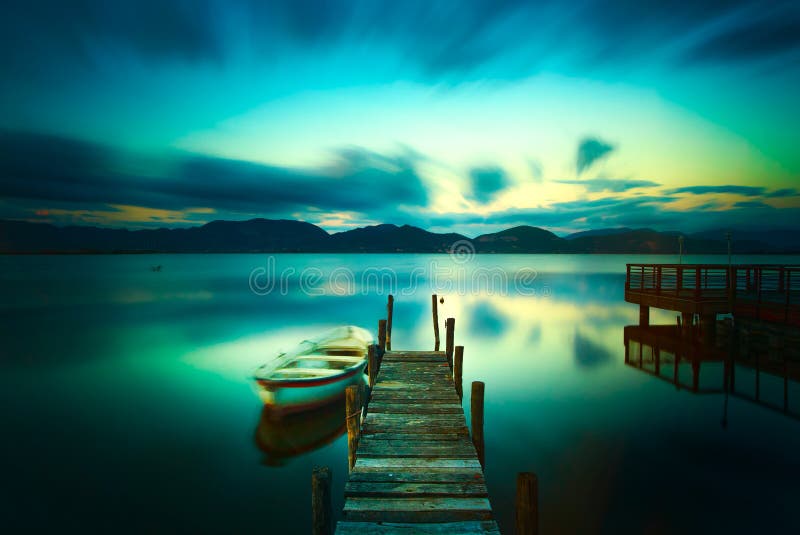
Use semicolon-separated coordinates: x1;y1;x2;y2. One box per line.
2;254;800;533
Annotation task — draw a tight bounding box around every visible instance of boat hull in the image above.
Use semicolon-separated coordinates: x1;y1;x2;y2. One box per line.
255;360;367;414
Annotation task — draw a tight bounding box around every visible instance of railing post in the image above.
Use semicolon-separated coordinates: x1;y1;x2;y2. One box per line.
625;265;631;291
386;294;394;351
445;317;455;368
345;385;361;472
432;294;440;351
516;472;539;535
378;319;387;353
695;267;701;299
311;466;332;535
471;381;485;469
677;266;682;292
367;344;378;388
454;346;464;402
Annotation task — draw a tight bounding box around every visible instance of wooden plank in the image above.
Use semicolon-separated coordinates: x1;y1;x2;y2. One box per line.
348;469;486;483
345;481;488;498
335;521;500;534
360;432;468;442
342;497;492;522
368;403;463;414
354;458;482;469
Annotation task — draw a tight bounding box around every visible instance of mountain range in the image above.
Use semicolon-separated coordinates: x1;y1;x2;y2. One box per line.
1;219;799;254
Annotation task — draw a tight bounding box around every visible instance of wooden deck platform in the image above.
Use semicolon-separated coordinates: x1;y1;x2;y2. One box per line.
335;350;500;534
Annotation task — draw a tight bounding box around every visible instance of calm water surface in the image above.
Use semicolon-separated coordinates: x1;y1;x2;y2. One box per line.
2;254;800;533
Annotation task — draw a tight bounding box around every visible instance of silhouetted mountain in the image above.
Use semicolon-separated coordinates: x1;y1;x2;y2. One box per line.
330;224;468;253
1;219;798;254
564;228;632;240
474;225;565;253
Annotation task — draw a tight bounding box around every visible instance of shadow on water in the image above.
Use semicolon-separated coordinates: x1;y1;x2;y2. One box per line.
254;398;346;466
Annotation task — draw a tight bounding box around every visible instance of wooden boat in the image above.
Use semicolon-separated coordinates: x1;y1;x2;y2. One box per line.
253;326;372;413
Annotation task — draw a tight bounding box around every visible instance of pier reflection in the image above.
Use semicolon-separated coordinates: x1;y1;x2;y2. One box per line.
254;398;346;466
624;321;800;420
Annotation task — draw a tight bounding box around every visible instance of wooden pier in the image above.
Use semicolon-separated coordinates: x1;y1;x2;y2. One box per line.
625;263;800;328
336;348;499;533
309;294;538;534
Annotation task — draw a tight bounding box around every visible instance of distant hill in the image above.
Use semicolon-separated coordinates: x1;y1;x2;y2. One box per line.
474;225;565;253
330;224;468;253
1;219;798;254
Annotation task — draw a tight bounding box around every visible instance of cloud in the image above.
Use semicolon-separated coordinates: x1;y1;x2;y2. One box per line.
557;178;660;192
733;201;770;209
576;138;614;174
767;188;800;198
470;166;508;203
666;185;766;196
0;130;428;222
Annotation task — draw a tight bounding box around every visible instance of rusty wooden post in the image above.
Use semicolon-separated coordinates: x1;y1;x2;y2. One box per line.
378;319;387;353
345;385;360;472
311;466;332;535
446;317;455;368
516;472;539;535
454;345;464;402
432;294;440;351
471;381;485;469
386;294;394;351
367;344;378;388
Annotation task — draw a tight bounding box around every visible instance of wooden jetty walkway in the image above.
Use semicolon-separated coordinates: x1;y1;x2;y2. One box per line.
311;295;539;535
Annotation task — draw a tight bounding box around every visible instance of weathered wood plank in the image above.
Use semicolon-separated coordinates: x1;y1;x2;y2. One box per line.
342;497;493;522
354;458;483;469
345;481;488;498
348;469;486;483
335;521;500;534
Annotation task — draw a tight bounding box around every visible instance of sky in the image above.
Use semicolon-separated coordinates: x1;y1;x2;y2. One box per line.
1;0;799;236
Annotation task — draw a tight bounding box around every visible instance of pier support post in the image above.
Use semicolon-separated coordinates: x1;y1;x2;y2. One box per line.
446;317;455;368
367;344;378;388
378;319;387;354
432;294;440;351
700;314;716;345
386;295;394;351
681;313;693;337
639;305;649;326
346;385;360;472
471;381;485;469
454;346;464;402
515;472;539;535
311;466;332;535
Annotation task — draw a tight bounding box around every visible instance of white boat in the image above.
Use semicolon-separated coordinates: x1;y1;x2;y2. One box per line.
253;326;373;413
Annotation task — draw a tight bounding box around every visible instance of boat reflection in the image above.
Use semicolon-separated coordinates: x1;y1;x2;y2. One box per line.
624;321;800;420
254;397;346;466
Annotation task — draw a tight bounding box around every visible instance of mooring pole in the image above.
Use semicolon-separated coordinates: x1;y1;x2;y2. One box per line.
432;294;440;351
345;385;360;472
311;466;332;535
386;294;394;351
471;380;485;469
454;345;464;402
367;344;378;388
515;472;539;535
446;317;455;368
378;319;387;354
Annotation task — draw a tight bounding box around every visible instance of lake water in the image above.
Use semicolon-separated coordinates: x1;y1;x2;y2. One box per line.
2;253;800;533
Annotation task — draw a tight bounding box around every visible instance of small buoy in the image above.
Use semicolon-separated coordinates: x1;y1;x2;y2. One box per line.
439;297;444;304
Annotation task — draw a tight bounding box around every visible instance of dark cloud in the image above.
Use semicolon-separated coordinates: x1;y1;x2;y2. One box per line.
3;0;798;87
0;130;427;218
576;138;614;174
733;200;770;209
667;185;765;196
470;166;508;203
767;188;800;198
557;178;659;192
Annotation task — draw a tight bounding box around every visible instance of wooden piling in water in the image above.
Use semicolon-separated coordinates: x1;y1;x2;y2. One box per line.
386;294;394;351
446;317;455;369
432;294;440;351
311;466;332;535
471;380;485;469
367;344;378;388
378;319;387;353
346;385;360;472
454;345;464;402
515;472;539;535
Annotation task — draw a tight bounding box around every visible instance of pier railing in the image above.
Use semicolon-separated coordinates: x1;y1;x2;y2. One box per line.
625;263;800;324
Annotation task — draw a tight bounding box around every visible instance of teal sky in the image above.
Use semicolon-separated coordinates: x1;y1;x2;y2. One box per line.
1;0;799;235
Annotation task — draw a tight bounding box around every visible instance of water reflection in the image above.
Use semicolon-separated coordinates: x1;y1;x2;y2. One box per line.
624;322;800;420
254;398;347;466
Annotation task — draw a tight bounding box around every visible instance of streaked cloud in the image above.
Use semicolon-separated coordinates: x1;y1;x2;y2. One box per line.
576;138;614;174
